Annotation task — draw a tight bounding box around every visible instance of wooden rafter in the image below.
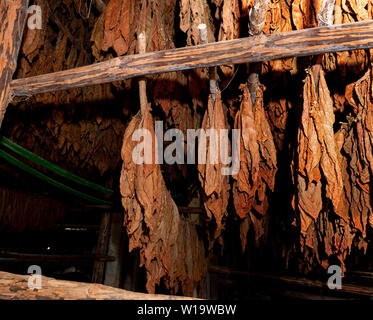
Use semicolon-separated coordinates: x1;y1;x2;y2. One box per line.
0;0;29;127
10;20;373;97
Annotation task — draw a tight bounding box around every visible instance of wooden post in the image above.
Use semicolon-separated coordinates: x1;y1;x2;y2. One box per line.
198;25;217;92
103;213;125;288
92;212;112;283
0;0;29;128
198;24;218;101
311;0;336;91
247;0;269;104
138;32;148;115
92;177;115;284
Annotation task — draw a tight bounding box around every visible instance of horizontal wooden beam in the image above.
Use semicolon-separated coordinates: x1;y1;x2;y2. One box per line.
0;271;196;300
11;20;373;96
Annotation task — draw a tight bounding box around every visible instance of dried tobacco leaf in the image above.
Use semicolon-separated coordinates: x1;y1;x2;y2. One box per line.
342;69;373;235
21;0;49;62
262;0;296;74
198;92;230;245
102;0;138;56
233;83;277;248
216;0;240;79
332;0;370;76
179;0;215;45
233;84;260;219
292;69;344;236
120;107;207;296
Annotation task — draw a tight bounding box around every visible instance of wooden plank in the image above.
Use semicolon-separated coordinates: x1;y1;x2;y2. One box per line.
10;20;373;97
0;0;29;127
0;271;196;300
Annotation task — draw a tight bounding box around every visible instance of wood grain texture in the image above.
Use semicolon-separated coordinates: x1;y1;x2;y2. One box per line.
11;20;373;97
92;212;112;284
248;0;270;104
0;0;29;126
0;271;196;300
248;0;270;36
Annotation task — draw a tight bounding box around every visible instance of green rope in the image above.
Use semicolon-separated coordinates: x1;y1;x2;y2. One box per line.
0;150;113;206
0;136;113;195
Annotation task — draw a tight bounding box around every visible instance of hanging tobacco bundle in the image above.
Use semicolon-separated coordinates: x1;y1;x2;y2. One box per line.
289;66;372;273
342;68;373;235
7;0;125;177
120;105;207;296
233;83;277;249
292;69;345;236
198;92;231;246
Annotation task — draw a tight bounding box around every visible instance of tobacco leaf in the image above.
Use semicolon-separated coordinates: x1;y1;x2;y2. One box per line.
198;92;231;245
21;0;49;63
120;107;207;296
233;83;277;248
292;69;344;236
331;0;370;76
233;84;260;219
291;0;318;30
7;2;126;178
179;0;215;45
216;0;240;79
342;69;373;236
262;0;296;75
265;98;289;151
101;0;138;56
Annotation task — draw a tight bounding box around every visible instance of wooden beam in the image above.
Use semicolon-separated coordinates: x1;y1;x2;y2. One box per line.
0;271;196;300
0;0;29;127
10;20;373;97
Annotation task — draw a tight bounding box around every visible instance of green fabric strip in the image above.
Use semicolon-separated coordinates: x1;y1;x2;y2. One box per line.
0;149;113;206
0;136;113;195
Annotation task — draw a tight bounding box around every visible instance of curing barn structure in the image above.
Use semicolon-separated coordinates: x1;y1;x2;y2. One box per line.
1;0;373;300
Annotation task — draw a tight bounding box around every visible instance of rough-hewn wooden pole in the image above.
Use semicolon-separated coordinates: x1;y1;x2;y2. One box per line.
10;20;373;97
248;0;269;104
312;0;336;92
0;271;196;300
92;212;112;283
138;32;148;115
103;213;125;288
0;0;29;128
198;24;218;101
